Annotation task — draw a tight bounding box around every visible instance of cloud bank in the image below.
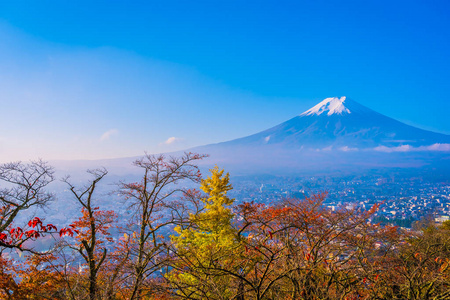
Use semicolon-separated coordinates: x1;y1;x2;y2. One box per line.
313;143;450;153
373;143;450;153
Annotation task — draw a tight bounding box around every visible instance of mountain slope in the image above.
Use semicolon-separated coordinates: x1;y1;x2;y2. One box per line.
210;97;450;149
190;97;450;174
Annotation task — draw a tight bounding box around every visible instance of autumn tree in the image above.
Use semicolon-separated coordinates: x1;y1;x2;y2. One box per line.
229;194;377;299
118;152;206;299
0;160;55;251
361;220;450;299
0;252;68;300
62;168;117;300
0;160;74;299
167;166;241;299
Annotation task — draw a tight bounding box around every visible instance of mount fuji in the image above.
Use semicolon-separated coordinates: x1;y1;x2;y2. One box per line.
215;96;450;149
189;97;450;174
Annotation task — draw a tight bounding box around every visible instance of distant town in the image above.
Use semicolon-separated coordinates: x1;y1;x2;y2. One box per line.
228;171;450;229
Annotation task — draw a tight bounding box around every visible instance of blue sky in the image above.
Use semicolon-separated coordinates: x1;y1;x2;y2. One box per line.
0;0;449;161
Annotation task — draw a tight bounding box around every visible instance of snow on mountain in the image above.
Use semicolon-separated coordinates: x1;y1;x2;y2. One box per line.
300;96;378;117
301;96;351;116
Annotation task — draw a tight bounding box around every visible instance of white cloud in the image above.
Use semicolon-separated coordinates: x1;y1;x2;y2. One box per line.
100;129;118;141
339;146;358;152
373;143;450;152
373;145;412;153
162;137;183;145
423;143;450;151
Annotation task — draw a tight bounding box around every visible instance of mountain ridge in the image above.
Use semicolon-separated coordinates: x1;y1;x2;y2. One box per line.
183;96;450;174
206;96;450;150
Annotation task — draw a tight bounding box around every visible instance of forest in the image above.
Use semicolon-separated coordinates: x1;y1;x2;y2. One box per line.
1;153;450;300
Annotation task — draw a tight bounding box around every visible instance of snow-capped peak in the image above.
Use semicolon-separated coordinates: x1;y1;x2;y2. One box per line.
301;96;351;116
